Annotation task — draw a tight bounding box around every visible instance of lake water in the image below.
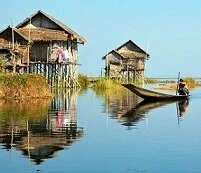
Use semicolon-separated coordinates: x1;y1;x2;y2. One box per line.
0;86;201;173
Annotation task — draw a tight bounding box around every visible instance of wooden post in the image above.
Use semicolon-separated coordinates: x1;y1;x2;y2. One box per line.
127;64;129;84
106;57;109;78
50;64;53;87
27;17;31;73
11;19;14;50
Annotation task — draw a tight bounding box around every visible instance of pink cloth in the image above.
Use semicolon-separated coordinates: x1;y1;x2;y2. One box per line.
56;48;64;64
56;111;64;128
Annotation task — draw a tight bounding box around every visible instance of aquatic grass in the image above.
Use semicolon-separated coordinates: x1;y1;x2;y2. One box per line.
145;78;159;84
78;73;90;88
0;73;29;87
0;73;52;99
92;78;122;89
91;78;127;97
184;77;198;88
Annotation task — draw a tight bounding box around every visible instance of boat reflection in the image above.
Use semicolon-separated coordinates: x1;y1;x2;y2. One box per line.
0;89;84;164
120;99;183;128
103;90;190;129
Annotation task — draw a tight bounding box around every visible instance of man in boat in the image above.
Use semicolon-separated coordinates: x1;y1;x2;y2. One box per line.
178;79;189;95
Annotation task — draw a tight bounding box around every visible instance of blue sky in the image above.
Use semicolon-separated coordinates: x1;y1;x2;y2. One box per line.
1;0;201;77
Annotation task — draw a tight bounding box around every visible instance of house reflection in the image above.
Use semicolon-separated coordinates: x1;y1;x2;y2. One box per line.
103;90;142;126
0;89;84;164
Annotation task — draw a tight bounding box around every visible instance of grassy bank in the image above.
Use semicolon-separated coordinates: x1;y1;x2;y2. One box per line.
92;78;123;89
91;77;199;93
0;74;52;99
156;77;198;90
91;78;127;96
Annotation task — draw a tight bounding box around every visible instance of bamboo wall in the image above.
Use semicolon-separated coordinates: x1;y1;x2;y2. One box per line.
105;52;146;83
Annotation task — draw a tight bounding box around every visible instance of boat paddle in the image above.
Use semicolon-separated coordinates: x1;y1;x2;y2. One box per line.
176;72;180;95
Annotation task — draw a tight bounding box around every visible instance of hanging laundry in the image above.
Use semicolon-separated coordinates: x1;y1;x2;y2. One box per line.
63;48;69;61
50;44;59;61
56;47;64;64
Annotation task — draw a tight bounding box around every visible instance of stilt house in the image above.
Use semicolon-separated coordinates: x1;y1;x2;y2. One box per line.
102;40;150;83
0;10;86;88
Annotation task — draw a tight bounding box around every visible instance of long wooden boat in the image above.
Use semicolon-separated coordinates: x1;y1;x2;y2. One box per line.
122;84;190;101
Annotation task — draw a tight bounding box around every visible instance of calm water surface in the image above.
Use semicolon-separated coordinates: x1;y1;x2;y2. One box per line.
0;86;201;173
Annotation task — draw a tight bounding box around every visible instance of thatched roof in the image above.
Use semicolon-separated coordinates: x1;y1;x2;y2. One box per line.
18;28;68;41
116;40;150;58
0;26;29;41
0;26;68;42
102;50;124;60
117;49;147;59
102;40;150;62
16;10;86;44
